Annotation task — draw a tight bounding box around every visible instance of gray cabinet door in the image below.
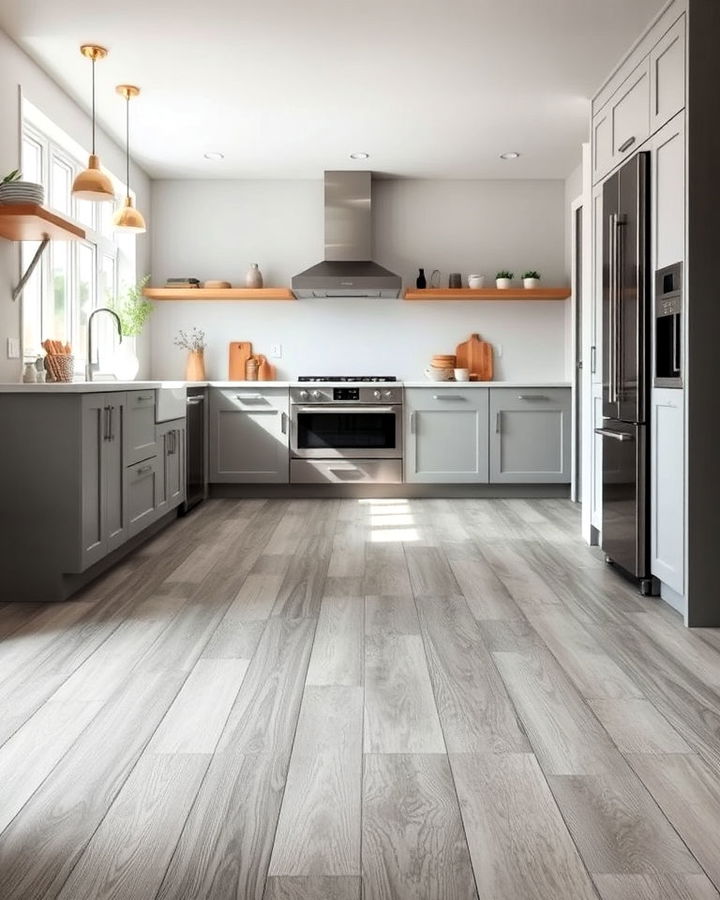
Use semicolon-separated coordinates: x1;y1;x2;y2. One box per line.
489;388;571;483
210;388;289;483
127;455;162;537
105;396;127;554
157;420;186;513
125;390;158;465
404;389;489;483
80;394;107;569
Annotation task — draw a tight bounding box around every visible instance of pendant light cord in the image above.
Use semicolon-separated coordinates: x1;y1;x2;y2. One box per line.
125;93;131;198
91;57;96;155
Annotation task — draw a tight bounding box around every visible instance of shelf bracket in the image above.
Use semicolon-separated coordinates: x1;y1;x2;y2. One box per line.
12;234;50;302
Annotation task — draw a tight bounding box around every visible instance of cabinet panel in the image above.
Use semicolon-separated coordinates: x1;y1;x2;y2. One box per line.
405;389;488;483
651;389;684;594
591;387;604;531
127;456;161;537
650;16;685;133
612;59;650;161
652;113;685;271
489;389;571;484
156;420;186;514
105;400;127;553
210;388;289;483
592;110;613;183
125;391;158;465
591;184;604;384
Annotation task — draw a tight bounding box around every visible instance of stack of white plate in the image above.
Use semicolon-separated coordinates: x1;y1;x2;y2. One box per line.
0;181;45;206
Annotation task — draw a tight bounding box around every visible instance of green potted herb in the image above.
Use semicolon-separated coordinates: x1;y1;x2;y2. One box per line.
1;169;22;185
496;270;514;289
107;274;152;380
523;270;541;289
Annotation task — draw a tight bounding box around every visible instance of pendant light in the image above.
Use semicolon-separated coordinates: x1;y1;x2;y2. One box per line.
72;45;115;202
112;85;146;233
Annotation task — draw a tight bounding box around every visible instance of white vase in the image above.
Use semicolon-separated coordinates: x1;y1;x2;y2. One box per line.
246;263;263;288
112;340;140;381
496;278;512;289
468;274;485;289
523;278;540;289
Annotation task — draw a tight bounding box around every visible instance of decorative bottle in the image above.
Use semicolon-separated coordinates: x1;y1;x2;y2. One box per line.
416;268;427;289
246;263;264;289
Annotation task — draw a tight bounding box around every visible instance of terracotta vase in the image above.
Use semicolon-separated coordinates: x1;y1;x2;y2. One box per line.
185;349;206;381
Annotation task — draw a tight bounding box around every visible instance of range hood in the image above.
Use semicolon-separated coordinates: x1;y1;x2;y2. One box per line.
292;171;401;298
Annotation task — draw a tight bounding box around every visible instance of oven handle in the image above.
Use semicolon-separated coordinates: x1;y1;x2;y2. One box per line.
294;406;399;414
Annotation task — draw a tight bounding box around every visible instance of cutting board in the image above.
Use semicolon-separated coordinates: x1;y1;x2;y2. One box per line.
228;341;253;380
455;333;493;381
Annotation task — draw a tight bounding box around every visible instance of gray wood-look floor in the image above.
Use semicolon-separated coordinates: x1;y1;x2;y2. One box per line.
2;497;720;899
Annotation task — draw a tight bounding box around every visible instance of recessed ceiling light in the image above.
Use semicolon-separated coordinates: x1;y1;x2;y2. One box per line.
350;152;370;160
204;151;224;161
500;152;521;160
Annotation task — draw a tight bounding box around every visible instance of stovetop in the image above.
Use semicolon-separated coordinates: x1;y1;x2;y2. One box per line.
297;376;398;383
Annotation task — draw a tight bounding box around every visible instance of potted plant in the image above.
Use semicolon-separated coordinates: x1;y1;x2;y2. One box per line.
174;327;207;381
523;270;541;289
107;275;152;380
496;270;514;289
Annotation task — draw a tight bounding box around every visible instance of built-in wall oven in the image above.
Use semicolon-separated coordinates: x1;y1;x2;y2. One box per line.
290;379;403;484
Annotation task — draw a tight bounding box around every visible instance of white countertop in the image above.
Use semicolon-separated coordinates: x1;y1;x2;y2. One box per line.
0;379;570;393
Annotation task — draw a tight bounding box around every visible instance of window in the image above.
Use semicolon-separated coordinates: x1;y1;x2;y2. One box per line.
20;105;136;375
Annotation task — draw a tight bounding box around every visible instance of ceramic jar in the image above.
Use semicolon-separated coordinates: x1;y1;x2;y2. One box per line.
246;263;263;288
185;349;206;381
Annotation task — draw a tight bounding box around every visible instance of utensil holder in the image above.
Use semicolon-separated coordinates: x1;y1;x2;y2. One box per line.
45;354;74;382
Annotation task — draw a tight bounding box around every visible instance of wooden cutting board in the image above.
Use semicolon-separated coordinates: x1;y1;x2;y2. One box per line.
455;333;493;381
228;341;253;380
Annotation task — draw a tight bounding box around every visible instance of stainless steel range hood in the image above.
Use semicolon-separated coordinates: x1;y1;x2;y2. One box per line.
292;171;401;298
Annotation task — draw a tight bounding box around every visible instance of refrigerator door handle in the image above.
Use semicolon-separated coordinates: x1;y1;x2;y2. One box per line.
615;214;625;403
594;428;634;442
608;213;618;404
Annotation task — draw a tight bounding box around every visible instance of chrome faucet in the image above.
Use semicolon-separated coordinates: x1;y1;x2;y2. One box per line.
86;308;123;382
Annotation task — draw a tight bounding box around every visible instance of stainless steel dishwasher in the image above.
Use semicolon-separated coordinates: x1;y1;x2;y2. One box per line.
182;386;208;513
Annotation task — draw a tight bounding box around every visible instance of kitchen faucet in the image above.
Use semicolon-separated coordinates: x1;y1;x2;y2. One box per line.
86;307;123;382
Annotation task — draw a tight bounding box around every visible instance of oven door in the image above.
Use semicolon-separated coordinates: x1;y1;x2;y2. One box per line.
291;404;402;459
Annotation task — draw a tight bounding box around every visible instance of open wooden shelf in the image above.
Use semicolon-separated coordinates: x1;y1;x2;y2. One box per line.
0;204;87;242
144;287;296;301
403;287;571;301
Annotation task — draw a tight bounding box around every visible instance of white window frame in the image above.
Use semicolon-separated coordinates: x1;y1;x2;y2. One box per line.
20;115;133;374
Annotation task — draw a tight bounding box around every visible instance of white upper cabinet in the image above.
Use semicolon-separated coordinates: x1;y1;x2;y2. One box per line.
651;112;685;271
650;16;686;134
592;12;686;185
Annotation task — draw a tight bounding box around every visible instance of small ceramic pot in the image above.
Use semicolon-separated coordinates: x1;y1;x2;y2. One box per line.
245;263;264;288
468;275;485;289
454;368;470;381
496;278;512;289
523;277;540;289
186;349;206;381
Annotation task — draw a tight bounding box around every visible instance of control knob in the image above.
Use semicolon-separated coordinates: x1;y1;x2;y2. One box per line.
373;390;382;399
311;390;322;400
383;390;393;399
299;390;309;400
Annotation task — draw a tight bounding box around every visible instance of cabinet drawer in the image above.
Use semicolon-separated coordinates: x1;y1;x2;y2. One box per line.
291;459;403;484
125;391;158;465
127;455;161;537
211;388;288;413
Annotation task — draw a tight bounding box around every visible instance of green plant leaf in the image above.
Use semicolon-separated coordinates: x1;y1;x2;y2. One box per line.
107;274;153;337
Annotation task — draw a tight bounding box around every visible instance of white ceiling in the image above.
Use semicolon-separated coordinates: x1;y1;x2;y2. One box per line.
0;0;665;181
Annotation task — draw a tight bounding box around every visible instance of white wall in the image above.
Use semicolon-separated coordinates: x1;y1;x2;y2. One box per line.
149;178;569;381
0;29;152;381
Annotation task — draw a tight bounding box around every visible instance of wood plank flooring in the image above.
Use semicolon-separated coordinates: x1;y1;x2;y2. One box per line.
1;497;720;899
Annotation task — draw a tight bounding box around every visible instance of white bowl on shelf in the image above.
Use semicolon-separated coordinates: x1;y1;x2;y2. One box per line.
424;366;454;382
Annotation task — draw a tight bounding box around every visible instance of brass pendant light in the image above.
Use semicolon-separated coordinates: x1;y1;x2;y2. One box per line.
72;45;115;202
113;85;146;233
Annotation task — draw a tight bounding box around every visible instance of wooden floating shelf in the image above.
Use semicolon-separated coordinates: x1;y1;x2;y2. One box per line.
144;287;296;301
0;204;86;242
403;287;571;301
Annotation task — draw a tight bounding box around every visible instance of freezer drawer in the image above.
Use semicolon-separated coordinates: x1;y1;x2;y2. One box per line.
596;421;648;578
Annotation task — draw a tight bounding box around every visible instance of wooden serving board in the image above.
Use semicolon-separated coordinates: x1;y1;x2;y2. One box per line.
455;333;493;381
228;341;253;380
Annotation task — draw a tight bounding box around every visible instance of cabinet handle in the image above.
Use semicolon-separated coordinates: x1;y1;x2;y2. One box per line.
103;405;111;441
236;393;264;401
108;406;115;441
618;136;636;153
496;411;501;433
136;464;153;474
410;411;416;434
517;394;549;401
136;394;154;402
168;430;175;454
433;394;465;401
591;346;597;374
281;412;288;434
594;428;634;442
186;396;204;405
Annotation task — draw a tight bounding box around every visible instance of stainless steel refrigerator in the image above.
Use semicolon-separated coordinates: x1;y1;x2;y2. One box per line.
596;151;656;594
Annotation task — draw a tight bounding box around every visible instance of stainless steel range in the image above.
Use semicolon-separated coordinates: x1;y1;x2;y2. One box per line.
290;377;403;484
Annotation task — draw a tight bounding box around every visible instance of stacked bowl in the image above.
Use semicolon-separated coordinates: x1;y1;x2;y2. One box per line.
0;181;45;206
426;354;456;381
